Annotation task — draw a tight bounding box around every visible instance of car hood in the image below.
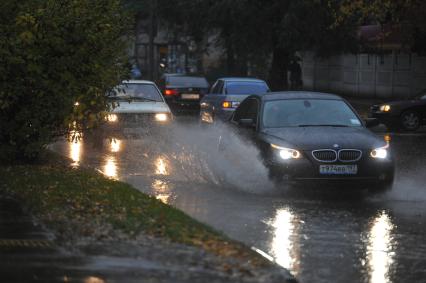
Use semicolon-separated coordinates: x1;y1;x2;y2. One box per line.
260;127;386;151
111;101;170;114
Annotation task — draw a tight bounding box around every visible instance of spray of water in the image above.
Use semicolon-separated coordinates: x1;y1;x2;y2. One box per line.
161;120;276;194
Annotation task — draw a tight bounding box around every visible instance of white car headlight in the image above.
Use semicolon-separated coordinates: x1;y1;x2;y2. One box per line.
106;114;118;123
379;105;391;112
155;113;169;122
371;144;389;159
271;144;301;160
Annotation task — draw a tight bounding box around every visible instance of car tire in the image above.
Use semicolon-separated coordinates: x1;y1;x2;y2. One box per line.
400;110;421;131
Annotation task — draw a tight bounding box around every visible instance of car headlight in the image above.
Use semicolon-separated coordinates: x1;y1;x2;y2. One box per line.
106;114;118;123
379;105;391;112
271;144;301;160
155;113;169;122
371;144;389;159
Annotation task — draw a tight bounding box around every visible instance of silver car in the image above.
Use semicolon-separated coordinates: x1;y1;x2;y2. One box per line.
200;77;270;124
102;80;173;136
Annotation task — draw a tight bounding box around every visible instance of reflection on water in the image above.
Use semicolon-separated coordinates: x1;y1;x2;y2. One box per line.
110;138;122;153
69;132;82;167
152;179;172;204
367;211;396;283
269;208;300;276
155;156;169;176
103;156;118;179
84;277;105;283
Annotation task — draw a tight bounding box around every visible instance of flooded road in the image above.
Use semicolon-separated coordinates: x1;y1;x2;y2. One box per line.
52;122;426;283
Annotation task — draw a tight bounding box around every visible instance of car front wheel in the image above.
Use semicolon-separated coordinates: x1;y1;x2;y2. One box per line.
401;110;421;131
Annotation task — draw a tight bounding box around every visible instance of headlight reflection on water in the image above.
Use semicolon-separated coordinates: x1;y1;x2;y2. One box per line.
103;156;118;179
269;208;300;276
69;131;83;167
152;179;172;204
155;156;170;176
367;211;396;283
110;138;122;153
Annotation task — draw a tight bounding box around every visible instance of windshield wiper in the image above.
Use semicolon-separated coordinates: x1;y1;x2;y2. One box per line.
298;124;349;127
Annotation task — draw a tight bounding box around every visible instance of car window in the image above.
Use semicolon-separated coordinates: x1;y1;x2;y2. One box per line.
210;80;224;94
225;81;269;95
263;99;362;128
112;83;163;102
168;76;209;88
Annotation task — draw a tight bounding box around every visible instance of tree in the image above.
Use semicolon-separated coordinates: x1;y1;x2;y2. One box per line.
126;1;360;89
0;0;131;161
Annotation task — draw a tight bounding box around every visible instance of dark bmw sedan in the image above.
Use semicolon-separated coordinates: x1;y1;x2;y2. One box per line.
229;92;395;192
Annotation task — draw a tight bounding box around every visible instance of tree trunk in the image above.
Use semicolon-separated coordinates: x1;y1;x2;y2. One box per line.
268;46;289;91
223;32;236;75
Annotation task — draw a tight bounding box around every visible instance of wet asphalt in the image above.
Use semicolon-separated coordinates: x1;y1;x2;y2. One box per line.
47;118;426;283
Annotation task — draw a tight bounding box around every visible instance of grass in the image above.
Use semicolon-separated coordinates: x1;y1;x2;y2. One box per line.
0;151;267;265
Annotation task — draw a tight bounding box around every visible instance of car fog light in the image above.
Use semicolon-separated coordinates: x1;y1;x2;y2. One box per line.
371;144;389;159
106;114;118;123
155;113;168;122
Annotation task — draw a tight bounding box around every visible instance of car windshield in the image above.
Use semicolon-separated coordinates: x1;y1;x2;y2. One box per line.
225;81;269;95
168;76;209;88
263;99;362;128
112;83;163;102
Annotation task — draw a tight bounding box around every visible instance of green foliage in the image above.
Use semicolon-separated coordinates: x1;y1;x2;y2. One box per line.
0;0;131;161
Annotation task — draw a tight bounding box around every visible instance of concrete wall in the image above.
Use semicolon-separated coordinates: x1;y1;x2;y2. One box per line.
301;52;426;99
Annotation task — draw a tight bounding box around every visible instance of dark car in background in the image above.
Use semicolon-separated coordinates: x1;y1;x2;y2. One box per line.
370;90;426;131
200;77;270;124
228;92;394;193
158;75;209;114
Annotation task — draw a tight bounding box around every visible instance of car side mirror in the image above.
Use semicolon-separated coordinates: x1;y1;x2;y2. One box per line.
365;118;380;128
238;118;256;128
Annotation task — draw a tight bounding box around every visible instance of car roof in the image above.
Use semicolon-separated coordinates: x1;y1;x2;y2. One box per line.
219;77;266;83
260;91;343;101
121;80;156;85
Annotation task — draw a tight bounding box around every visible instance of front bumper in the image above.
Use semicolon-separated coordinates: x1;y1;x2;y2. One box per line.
269;152;395;188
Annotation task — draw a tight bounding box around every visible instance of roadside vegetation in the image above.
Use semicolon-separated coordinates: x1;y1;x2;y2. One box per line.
0;152;267;266
0;0;130;160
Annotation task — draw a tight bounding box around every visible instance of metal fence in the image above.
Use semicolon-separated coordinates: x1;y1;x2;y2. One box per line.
301;52;426;99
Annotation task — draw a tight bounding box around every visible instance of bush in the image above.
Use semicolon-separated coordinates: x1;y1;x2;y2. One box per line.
0;0;131;161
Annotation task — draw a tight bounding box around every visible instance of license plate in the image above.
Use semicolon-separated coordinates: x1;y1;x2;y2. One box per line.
181;94;199;100
319;165;358;175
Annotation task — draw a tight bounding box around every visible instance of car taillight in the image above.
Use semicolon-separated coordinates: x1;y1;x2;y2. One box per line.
164;89;178;96
222;101;240;109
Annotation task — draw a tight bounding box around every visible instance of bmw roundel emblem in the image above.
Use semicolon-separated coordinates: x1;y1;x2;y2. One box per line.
333;144;339;148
